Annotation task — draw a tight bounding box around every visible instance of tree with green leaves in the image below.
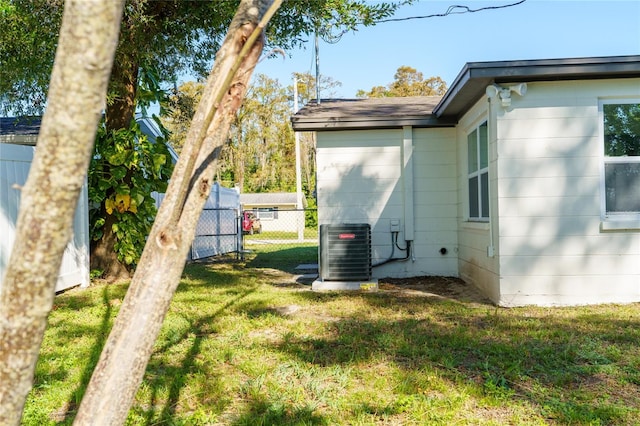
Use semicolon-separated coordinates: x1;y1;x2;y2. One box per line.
163;80;205;155
1;0;407;282
163;71;337;198
357;65;447;98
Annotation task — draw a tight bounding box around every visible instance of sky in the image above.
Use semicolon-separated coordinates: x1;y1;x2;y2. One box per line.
250;0;640;99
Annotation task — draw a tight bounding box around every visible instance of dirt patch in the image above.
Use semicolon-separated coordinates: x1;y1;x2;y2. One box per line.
378;276;494;306
272;271;494;306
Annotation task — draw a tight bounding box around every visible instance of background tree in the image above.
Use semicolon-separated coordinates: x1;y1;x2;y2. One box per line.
356;65;447;97
1;0;405;282
292;71;343;103
163;80;205;155
233;74;294;192
163;71;335;200
0;1;123;423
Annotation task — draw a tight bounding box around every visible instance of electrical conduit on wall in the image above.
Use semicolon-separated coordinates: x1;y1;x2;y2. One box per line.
402;126;415;243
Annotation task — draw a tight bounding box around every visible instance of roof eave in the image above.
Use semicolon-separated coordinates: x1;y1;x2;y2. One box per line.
292;115;455;132
434;55;640;120
0;135;38;145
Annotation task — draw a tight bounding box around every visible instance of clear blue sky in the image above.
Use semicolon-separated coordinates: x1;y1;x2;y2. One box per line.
252;0;640;98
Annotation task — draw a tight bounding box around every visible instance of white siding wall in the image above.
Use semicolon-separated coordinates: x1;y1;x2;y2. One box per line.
316;127;458;279
1;143;89;292
411;128;458;277
495;79;640;306
456;100;501;301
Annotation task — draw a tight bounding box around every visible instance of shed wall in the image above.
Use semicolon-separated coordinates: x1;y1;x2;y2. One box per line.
0;143;89;292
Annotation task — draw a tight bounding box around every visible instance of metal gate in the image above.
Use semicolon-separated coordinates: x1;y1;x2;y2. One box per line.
191;207;241;260
153;182;242;261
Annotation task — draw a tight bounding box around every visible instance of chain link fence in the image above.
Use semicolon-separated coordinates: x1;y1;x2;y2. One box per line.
188;208;319;274
241;208;319;273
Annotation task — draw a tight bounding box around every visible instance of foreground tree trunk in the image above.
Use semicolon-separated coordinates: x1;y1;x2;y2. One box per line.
74;1;280;424
0;1;124;424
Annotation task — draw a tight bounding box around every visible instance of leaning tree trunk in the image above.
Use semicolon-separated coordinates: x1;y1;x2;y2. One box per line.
0;1;124;424
73;1;281;424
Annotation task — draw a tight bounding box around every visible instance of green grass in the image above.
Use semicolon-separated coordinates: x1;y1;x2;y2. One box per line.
244;228;319;241
245;244;317;273
23;248;640;425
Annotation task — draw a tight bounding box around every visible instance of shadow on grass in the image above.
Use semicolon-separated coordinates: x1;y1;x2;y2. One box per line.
244;245;318;274
140;268;259;424
231;397;328;426
35;283;128;423
33;259;640;425
269;292;640;425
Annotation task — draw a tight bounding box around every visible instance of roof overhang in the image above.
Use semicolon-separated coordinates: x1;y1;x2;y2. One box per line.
291;114;454;132
434;55;640;120
291;96;453;132
292;55;640;132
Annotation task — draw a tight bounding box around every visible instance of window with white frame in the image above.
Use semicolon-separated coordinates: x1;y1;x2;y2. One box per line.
601;101;640;218
468;121;489;221
257;207;277;220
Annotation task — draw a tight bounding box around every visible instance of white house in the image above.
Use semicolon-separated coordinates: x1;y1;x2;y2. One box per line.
240;192;307;233
292;55;640;307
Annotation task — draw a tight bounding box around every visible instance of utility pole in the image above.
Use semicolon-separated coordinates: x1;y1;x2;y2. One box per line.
315;31;320;104
293;77;304;241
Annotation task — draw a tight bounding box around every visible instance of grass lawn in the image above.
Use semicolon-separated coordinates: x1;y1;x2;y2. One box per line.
243;228;319;241
23;246;640;425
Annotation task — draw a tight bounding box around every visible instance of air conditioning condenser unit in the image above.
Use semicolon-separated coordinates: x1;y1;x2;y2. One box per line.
319;223;371;281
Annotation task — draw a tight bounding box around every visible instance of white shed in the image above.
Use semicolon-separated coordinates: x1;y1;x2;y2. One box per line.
293;55;640;307
1;117;90;292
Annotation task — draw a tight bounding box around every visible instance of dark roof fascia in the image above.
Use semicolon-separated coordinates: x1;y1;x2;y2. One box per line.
434;55;640;120
0;135;38;145
291;115;455;132
0;116;41;145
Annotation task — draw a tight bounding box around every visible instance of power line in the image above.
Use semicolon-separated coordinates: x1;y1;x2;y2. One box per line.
376;0;527;23
314;0;528;99
319;0;527;43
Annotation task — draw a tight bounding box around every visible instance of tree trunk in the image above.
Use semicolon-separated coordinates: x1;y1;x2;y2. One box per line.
74;1;280;424
90;212;131;282
89;56;140;281
105;58;139;131
0;1;123;424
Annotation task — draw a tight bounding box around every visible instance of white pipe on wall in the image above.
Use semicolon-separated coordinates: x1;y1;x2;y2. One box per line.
402;126;415;241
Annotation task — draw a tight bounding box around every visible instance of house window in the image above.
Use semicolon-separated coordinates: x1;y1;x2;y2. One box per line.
601;101;640;218
257;207;278;220
468;121;489;221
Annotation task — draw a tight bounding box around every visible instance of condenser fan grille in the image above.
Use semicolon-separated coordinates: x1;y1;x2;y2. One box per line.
319;224;371;281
